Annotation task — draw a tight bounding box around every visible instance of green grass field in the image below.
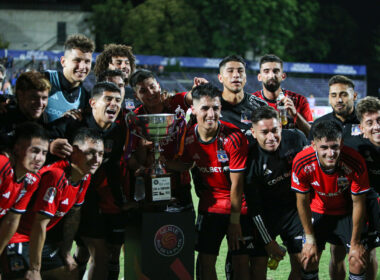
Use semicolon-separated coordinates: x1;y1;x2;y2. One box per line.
119;189;380;280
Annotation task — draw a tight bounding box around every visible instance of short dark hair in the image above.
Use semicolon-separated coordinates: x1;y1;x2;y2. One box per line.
328;75;355;90
356;96;380;122
129;69;156;89
64;34;95;53
97;69;126;83
14;122;49;144
219;55;246;71
15;71;51;96
71;127;104;146
251;106;278;124
259;54;283;69
312;120;343;141
93;44;136;78
191;83;221;101
91;81;121;99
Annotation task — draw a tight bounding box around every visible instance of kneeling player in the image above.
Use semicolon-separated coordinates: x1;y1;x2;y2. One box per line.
292;120;369;280
245;106;308;279
2;128;104;280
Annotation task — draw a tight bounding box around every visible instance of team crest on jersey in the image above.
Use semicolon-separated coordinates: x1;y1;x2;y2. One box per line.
351;124;361;136
241;111;252;124
104;140;114;154
185;135;194;145
341;163;352;175
217;150;229;163
43;187;57;204
337;177;349;189
292;172;299;185
124;99;135;110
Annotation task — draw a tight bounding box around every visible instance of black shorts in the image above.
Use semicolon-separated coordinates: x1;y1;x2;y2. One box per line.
0;242;64;279
251;208;303;257
311;212;362;253
195;212;254;255
79;195;133;244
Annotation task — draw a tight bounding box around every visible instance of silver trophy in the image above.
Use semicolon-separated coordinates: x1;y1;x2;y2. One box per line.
127;113;177;202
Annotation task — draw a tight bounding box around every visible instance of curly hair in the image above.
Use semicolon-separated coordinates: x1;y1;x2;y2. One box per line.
64;34;95;53
94;44;136;79
356;96;380;122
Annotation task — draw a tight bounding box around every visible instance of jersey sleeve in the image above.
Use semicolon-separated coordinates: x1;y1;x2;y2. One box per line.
291;153;311;193
351;155;370;195
297;96;313;122
11;173;41;214
225;131;248;172
169;92;188;111
32;171;63;217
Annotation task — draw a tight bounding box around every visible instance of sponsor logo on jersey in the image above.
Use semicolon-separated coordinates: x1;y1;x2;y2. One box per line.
264;168;272;176
193;153;200;160
2;191;10;199
15;189;27;203
154;225;184;257
62;198;69;205
341;163;352;175
311;181;320;187
267;171;291;186
364;151;374;162
43;187;57;204
199;166;223;173
25;173;37;185
292;172;299;185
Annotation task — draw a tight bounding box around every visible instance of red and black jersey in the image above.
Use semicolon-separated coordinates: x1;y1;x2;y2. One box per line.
252;89;313;125
15;162;91;239
0;155;40;218
291;146;370;215
182;121;248;214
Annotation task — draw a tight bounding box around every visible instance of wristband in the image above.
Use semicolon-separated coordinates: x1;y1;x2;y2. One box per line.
305;234;316;245
230;212;240;224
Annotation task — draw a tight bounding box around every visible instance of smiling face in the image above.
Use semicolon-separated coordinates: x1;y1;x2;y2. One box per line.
258;62;285;94
90;91;122;128
329;83;357;121
61;48;92;86
17;89;49;120
312;137;342;169
72;138;104;175
360;110;380;147
108;56;131;78
218;61;246;94
192;96;221;133
134;77;162;109
15;137;49;175
251;118;282;152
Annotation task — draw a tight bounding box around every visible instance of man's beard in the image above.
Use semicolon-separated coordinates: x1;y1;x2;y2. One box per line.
334;104;352;119
263;79;281;93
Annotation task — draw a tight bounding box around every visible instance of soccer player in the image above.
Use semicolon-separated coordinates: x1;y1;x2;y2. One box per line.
310;75;360;140
292;120;369;280
245;106;307;280
0;122;49;255
344;96;380;280
46;82;125;280
3;128;104;280
252;54;312;136
44;34;95;122
0;71;51;147
93;43;139;110
168;83;250;280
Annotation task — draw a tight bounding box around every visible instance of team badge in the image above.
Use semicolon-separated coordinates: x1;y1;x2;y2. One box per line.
154;225;184;257
125;99;135;110
241;111;252;124
43;187;57;204
337;177;349;189
351;124;361;136
217;150;229;163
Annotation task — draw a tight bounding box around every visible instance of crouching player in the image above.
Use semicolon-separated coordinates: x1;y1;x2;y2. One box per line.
2;128;104;280
292;120;369;280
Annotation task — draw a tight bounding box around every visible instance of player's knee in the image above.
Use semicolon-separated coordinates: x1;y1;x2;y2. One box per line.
300;269;319;280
